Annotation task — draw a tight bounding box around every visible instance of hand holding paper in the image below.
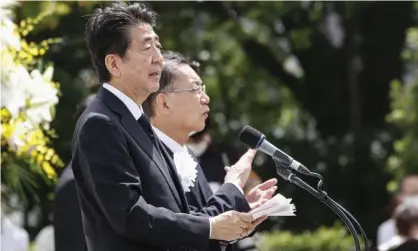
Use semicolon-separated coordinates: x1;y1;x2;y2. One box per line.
249;193;296;220
246;178;278;209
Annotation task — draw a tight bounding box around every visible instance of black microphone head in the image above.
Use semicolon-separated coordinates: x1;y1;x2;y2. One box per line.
238;125;265;149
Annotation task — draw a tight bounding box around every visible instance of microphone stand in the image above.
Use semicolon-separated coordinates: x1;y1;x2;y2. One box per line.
274;160;367;251
305;171;369;250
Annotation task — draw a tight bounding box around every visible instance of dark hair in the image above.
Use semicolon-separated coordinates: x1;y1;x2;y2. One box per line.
142;51;200;117
394;199;418;236
85;1;158;83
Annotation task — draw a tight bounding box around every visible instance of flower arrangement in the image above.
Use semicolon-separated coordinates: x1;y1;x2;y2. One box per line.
1;0;64;203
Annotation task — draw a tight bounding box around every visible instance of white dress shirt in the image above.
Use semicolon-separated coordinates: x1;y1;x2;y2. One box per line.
103;83;143;120
377;218;397;247
153;127;189;154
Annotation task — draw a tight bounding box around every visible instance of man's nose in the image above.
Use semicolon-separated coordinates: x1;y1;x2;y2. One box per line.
152;47;163;64
201;91;210;105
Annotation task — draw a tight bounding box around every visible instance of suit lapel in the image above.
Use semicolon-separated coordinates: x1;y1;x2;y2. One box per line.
187;149;214;202
160;143;191;212
96;87;184;210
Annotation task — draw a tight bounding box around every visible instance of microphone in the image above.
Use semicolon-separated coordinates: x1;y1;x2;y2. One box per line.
239;125;368;251
238;125;311;175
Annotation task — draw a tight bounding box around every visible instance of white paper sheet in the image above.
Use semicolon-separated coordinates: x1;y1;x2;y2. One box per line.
249;193;296;219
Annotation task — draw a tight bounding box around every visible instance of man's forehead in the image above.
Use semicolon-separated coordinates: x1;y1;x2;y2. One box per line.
133;23;159;41
177;64;201;82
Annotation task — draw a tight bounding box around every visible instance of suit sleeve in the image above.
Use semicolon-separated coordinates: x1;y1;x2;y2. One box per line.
76;115;210;250
188;166;253;246
189;166;250;217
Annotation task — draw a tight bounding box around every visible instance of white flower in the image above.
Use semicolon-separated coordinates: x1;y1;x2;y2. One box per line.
0;0;20;51
0;17;20;50
33;225;54;251
1;65;31;118
1;2;59;126
25;66;59;124
8;120;33;152
173;151;198;193
1;63;59;126
1;215;30;251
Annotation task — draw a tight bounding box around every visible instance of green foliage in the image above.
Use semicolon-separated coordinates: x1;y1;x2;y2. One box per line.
256;224;354;251
151;1;411;238
386;25;418;192
9;0;417;242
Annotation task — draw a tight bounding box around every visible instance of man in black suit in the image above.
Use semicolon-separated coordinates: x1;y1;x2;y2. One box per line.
142;51;278;251
72;2;255;251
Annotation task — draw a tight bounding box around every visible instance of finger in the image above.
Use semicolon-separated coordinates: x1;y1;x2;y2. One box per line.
243;220;253;229
240;227;248;238
244;149;257;163
256;178;278;190
239;230;245;239
238;219;252;229
254;201;263;209
252;215;268;226
238;149;256;164
224;166;231;172
238;221;247;229
236;212;253;223
253;189;276;208
264;186;278;199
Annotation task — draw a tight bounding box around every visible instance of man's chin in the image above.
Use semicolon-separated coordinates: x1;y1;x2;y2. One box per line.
193;123;205;133
148;81;160;93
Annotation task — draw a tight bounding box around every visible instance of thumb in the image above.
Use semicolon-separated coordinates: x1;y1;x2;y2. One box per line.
236;212;254;223
243;149;257;163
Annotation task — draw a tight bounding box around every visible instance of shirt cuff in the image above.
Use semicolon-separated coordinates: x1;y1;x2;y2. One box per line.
226;182;244;195
209;217;212;239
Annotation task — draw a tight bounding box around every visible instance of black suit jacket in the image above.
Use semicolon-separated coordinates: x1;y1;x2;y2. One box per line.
163;146;251;251
71;87;210;251
185;159;250;218
53;162;87;251
162;146;250;217
389;240;418;251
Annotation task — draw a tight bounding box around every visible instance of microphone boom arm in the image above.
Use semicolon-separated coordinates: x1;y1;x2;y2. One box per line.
304;168;369;251
274;160;366;251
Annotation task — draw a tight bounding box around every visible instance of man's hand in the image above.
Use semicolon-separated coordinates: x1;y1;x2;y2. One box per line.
209;211;254;241
246;178;278;210
239;215;268;238
224;149;257;189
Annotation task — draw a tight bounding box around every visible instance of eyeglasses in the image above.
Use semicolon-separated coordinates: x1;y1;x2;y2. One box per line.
161;84;206;94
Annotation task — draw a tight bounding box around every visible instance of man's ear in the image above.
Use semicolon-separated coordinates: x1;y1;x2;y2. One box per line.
155;93;171;115
104;54;122;78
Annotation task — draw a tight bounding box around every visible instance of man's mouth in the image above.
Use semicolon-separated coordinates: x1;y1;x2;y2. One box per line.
149;69;161;77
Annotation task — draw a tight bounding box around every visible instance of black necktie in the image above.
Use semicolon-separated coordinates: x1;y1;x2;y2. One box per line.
137;115;163;156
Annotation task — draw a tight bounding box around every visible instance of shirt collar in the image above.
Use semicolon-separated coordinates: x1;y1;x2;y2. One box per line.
152;126;188;154
103;83;143;120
